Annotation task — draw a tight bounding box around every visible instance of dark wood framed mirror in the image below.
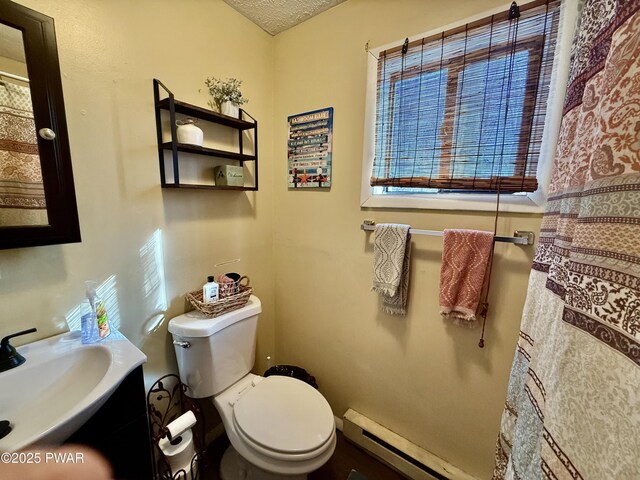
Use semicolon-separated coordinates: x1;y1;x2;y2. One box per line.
0;0;80;249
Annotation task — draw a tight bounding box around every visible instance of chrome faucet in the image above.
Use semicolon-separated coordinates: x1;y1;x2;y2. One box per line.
0;328;37;373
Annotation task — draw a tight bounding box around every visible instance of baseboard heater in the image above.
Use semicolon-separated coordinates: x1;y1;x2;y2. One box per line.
342;409;478;480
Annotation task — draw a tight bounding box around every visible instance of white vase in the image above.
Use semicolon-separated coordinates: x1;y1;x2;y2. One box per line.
221;101;240;118
176;119;203;146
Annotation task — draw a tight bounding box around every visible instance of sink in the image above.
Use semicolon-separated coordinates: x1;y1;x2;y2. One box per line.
0;331;146;451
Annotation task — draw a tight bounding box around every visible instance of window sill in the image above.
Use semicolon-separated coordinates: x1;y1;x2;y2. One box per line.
360;191;545;214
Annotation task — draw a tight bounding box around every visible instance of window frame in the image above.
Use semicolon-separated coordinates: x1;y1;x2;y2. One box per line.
360;0;579;214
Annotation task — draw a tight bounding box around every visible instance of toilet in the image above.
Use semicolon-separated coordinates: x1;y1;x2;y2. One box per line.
168;295;336;479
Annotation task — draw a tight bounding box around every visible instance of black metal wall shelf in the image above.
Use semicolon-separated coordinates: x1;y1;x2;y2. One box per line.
162;183;251;191
160;142;256;162
156;97;256;130
153;79;258;191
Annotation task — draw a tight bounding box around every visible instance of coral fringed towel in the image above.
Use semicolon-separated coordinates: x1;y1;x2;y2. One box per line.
372;223;411;315
439;229;494;325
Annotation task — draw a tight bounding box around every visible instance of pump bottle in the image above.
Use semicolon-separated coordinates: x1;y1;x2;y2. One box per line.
203;276;219;304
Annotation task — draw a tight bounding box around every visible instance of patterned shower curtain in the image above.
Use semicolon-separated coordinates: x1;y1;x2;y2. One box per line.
0;80;47;226
494;0;640;479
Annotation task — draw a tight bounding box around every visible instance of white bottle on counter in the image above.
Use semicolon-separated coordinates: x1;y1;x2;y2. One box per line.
202;275;219;304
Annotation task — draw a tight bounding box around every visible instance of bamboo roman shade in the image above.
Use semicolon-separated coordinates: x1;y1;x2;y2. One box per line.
371;0;561;193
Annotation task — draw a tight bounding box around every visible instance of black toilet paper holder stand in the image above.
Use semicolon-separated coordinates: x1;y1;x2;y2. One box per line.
147;374;206;480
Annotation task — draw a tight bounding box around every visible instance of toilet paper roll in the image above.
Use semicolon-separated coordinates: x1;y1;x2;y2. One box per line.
158;428;196;475
166;410;197;440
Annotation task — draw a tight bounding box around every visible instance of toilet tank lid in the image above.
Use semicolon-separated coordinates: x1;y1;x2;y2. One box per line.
168;295;262;338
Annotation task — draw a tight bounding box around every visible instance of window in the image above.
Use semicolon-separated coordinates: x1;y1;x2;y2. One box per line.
362;0;567;211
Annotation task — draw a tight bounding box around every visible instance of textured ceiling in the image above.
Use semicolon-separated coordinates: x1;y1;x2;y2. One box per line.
223;0;347;35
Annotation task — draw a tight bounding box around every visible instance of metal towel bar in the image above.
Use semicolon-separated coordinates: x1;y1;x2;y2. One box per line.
360;220;534;245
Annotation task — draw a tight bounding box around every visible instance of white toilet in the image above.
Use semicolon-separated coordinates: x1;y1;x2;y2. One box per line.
168;295;336;479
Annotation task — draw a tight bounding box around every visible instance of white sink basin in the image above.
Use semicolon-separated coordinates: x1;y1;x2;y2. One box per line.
0;331;146;451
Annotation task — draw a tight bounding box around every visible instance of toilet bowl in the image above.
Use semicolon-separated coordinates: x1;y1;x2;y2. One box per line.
168;296;336;479
215;374;336;478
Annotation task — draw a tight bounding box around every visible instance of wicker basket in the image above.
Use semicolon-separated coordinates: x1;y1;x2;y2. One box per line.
186;285;253;317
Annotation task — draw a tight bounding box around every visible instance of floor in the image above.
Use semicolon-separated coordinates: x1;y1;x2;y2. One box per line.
202;431;406;480
309;432;406;480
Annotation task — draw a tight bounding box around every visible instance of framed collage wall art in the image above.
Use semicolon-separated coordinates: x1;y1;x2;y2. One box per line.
287;107;333;189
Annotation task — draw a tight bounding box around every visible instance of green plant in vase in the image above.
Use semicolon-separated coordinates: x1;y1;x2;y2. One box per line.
204;77;248;116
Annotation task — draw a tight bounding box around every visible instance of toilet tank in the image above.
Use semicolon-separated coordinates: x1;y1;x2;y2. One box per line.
168;295;262;398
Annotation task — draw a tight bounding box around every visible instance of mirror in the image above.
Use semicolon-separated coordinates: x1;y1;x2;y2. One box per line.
0;21;48;228
0;0;80;249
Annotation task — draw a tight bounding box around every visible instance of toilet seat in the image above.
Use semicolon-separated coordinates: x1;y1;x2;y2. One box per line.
231;376;335;461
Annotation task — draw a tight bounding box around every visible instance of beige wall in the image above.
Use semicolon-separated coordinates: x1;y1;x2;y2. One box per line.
0;1;545;478
0;0;276;382
0;56;28;78
272;1;542;478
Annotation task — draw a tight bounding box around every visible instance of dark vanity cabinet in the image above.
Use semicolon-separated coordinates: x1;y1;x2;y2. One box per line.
65;366;153;480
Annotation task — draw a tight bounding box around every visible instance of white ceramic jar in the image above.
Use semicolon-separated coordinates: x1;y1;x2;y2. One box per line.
176;118;203;146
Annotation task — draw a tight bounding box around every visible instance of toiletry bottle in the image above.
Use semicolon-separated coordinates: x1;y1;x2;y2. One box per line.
86;281;111;339
80;299;99;344
202;275;219;304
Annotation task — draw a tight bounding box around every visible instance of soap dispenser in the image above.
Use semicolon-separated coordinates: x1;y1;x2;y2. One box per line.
202;275;219;304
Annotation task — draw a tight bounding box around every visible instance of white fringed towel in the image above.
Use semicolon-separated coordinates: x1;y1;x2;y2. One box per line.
372;223;411;315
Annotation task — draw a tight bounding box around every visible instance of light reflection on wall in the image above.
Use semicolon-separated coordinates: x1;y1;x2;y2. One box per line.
139;229;167;334
65;275;121;332
65;230;166;339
